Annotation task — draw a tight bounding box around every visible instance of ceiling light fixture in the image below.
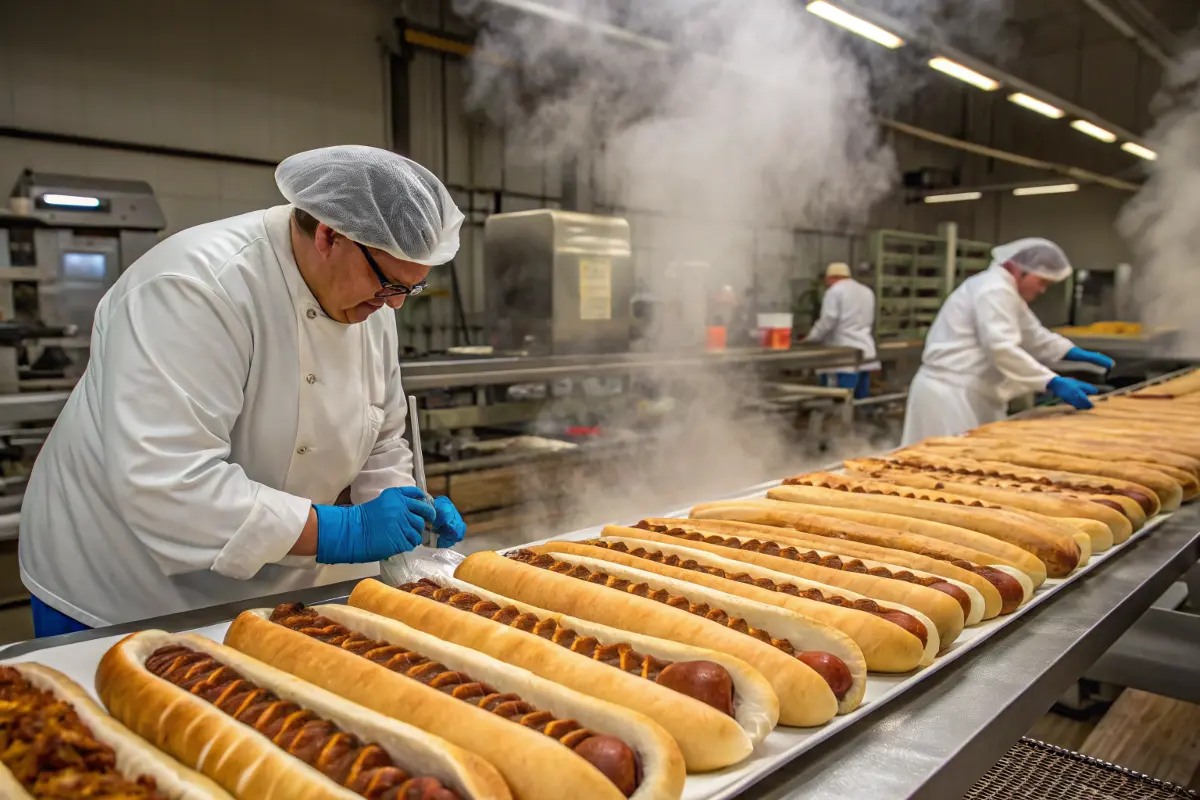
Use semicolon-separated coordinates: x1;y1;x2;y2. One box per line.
1013;183;1079;196
923;191;983;203
805;1;904;49
1121;142;1157;161
1007;92;1065;119
1071;120;1117;143
928;57;1000;91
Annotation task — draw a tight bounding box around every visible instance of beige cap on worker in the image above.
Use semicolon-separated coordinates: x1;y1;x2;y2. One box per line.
825;262;851;278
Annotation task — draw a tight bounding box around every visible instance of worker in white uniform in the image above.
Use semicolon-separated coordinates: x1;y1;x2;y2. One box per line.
804;262;880;399
20;145;470;636
900;238;1115;446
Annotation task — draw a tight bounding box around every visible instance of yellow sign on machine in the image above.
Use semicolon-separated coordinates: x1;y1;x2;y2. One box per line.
579;258;614;321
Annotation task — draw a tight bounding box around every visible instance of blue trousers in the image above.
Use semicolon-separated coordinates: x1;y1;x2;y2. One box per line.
821;371;871;400
30;595;91;638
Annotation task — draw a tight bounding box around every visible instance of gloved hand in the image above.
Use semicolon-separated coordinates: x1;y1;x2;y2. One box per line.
1047;376;1098;410
314;486;436;564
432;496;467;548
1065;346;1115;371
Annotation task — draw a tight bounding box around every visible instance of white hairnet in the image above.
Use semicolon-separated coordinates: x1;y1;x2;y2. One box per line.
825;262;851;278
990;237;1072;282
276;145;464;266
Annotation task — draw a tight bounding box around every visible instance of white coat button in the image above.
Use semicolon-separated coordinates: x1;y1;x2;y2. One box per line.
306;308;317;319
296;445;311;454
305;374;317;384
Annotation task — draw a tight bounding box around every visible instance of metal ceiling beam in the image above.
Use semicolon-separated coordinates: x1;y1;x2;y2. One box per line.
1078;0;1172;69
459;1;1144;191
834;0;1154;148
879;118;1142;192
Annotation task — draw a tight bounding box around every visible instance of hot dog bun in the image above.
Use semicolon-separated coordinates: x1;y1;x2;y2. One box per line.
959;433;1199;500
455;550;860;726
638;517;1023;616
987;415;1200;462
347;577;778;773
0;662;231;800
605;524;985;629
527;540;932;673
224;605;685;800
970;424;1200;472
909;439;1184;511
95;630;508;800
776;474;1082;577
843;458;1133;543
689;498;1047;587
879;451;1153;525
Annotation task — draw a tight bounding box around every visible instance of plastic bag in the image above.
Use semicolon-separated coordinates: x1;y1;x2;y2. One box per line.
377;546;465;586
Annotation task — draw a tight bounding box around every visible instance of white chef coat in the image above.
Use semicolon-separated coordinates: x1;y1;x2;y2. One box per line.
806;279;881;374
19;205;415;626
901;264;1073;445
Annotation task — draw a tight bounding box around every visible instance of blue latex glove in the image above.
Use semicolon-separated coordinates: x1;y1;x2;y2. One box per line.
432;496;467;548
314;486;436;564
1047;376;1098;410
1064;346;1115;371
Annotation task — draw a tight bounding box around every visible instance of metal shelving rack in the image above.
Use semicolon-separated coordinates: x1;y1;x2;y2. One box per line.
869;224;991;342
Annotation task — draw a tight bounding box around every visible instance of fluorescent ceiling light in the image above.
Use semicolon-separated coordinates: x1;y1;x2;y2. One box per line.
928;57;1000;91
1007;92;1065;119
924;191;982;204
41;193;101;208
1070;120;1117;142
1121;142;1157;161
806;1;904;49
1013;183;1079;196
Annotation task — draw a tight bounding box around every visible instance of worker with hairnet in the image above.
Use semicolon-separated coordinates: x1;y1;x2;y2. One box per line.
900;238;1114;445
19;145;469;635
804;262;880;399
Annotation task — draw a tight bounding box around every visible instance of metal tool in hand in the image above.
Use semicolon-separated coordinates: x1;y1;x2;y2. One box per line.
379;395;434;584
406;394;436;547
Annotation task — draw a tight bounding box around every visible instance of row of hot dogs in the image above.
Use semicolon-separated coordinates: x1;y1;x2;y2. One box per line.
3;388;1197;800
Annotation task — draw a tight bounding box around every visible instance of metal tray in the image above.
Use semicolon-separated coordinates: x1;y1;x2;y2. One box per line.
2;490;1171;800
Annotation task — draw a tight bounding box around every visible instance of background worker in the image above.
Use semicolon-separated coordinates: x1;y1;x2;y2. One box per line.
901;237;1115;445
804;262;880;399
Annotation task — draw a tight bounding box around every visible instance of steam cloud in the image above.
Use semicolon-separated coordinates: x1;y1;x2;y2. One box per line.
449;0;1002;541
1120;46;1200;359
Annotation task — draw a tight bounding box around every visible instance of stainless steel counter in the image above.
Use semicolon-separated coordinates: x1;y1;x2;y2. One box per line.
0;391;71;425
398;346;862;390
6;507;1198;799
737;505;1200;800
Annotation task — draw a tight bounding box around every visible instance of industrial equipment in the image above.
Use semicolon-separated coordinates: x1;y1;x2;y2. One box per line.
869;224;992;342
2;170;165;389
484;209;635;355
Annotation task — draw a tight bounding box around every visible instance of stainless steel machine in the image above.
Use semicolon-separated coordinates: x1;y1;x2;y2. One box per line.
1;170;165;390
484;210;635;355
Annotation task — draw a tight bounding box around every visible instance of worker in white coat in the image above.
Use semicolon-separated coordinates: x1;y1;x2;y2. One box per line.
900;238;1115;446
804;262;880;399
20;145;470;636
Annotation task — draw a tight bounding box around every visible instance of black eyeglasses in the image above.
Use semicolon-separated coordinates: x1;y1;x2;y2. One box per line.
357;243;427;298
